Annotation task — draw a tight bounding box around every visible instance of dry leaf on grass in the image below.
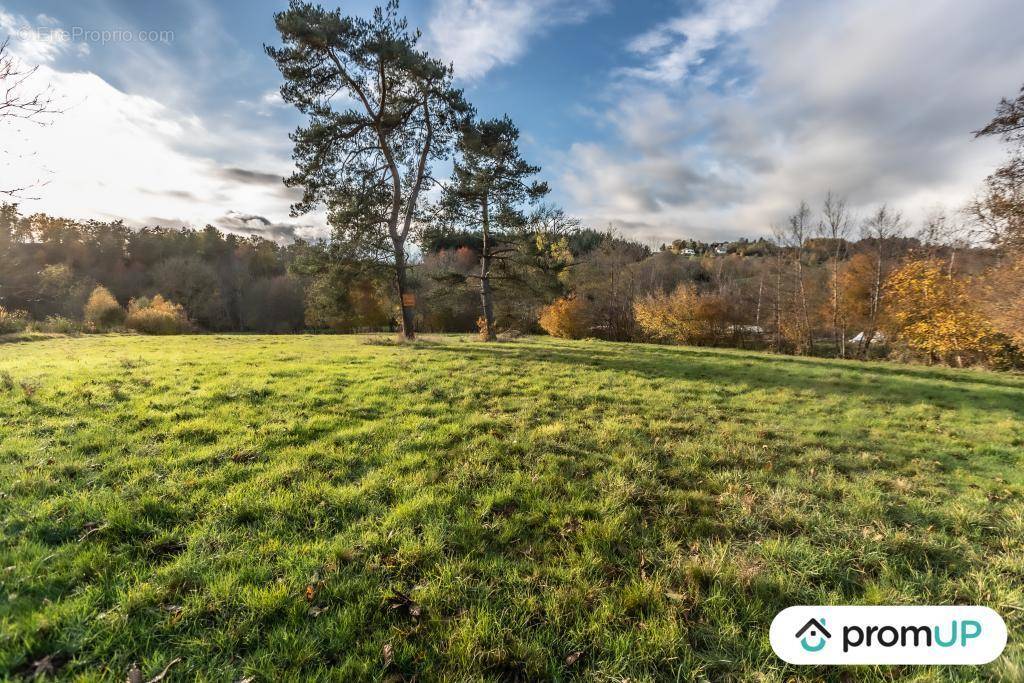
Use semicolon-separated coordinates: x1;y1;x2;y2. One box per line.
385;590;422;621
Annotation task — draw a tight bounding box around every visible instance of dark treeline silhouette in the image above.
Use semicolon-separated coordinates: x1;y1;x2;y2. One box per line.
0;210;307;332
0;202;622;334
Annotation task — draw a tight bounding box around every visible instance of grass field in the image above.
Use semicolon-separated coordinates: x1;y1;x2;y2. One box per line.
0;334;1022;681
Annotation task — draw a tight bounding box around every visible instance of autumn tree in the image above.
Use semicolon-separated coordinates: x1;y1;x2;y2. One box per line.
818;191;851;355
975;258;1024;346
856;204;906;357
125;295;189;334
438;116;548;340
915;207;968;274
267;1;472;339
773;201;814;353
488;205;576;332
538;295;591;339
885;259;998;366
634;284;733;345
83;286;125;330
564;235;649;341
972;83;1024;345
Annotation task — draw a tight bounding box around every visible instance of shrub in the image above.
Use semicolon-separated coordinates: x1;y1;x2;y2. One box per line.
83;286;126;330
476;316;492;341
37;316;79;334
126;295;189;335
985;335;1024;371
0;307;30;334
633;284;733;345
538;295;592;339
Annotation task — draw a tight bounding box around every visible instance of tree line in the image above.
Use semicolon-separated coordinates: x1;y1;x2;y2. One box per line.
1;193;1019;367
0;216;307;333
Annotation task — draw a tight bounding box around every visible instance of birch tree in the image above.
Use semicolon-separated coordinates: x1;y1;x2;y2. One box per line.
819;191;851;356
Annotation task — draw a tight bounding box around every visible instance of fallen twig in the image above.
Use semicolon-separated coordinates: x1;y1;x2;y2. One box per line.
146;658;181;683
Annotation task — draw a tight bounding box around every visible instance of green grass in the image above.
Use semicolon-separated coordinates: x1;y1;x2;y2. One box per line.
0;334;1022;681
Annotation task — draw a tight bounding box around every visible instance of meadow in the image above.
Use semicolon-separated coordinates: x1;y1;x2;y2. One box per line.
0;334;1021;681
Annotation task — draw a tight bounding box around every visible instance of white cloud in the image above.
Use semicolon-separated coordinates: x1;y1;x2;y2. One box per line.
623;0;777;83
426;0;608;80
560;0;1024;243
1;63;318;240
0;8;82;63
260;89;283;107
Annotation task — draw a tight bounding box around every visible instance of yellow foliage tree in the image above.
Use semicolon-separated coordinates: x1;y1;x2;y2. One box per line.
885;259;999;366
633;284;732;345
125;295;189;335
83;286;125;330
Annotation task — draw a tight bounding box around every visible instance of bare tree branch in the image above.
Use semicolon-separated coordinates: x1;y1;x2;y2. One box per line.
1;37;62;198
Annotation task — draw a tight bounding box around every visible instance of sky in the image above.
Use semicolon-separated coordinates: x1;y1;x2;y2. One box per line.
1;0;1023;245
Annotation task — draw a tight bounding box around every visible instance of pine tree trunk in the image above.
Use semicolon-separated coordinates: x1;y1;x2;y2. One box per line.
479;198;496;341
395;244;415;340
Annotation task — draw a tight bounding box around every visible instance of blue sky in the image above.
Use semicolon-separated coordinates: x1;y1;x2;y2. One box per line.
2;0;1023;244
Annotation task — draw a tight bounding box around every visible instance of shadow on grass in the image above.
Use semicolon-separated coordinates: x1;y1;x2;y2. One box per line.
425;339;1024;419
0;332;70;345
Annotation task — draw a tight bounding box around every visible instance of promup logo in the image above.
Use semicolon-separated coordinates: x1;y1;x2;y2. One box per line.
771;606;1007;665
795;618;831;652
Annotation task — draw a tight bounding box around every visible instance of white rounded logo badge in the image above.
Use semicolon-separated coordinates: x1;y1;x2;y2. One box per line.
770;606;1007;665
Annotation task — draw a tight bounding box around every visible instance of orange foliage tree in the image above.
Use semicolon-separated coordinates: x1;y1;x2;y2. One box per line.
538;295;592;339
977;255;1024;345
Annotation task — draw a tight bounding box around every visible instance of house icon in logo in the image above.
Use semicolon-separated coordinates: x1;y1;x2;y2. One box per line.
795;618;831;652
